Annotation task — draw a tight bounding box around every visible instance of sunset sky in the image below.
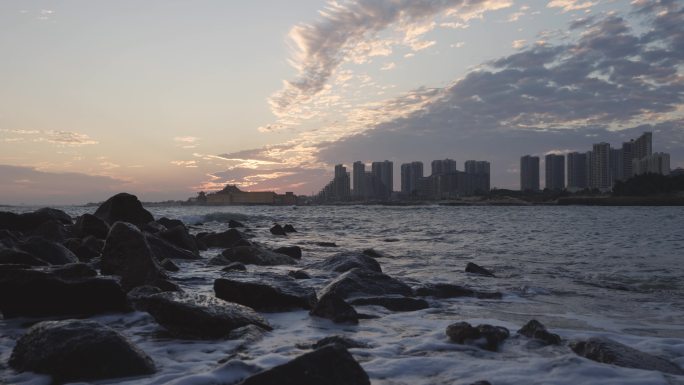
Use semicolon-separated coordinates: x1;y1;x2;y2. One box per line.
1;0;683;204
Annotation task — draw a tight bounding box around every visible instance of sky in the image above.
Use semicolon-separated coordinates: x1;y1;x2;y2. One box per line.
1;0;683;204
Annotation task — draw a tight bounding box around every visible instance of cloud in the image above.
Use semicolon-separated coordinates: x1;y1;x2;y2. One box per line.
268;0;513;125
512;39;527;48
380;62;397;70
170;160;199;168
41;131;98;146
547;0;597;13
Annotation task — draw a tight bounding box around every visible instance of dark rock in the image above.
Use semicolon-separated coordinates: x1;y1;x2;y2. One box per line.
0;248;48;266
160;258;180;272
315;242;338;247
0;229;21;248
208;255;234;266
214;272;317;311
11;208;73;232
270;224;287;236
228;324;268;345
0;211;21;231
307;252;381;273
31;220;72;242
446;322;510;352
195;235;208;251
319;268;412;299
310;292;358;324
141;221;166;234
518;320;561;345
101;222;168;291
414;283;502;299
94;193;154;227
470;382;492;385
200;228;244;248
312;335;369;350
9;319;155;382
283;224;297;233
74;213;110;239
156;217;185;230
465;262;496;277
222;245;297;266
159;225;199;255
127;285;163;311
274;246;302;259
222;262;247;272
50;263;98;279
349;296;429;312
145;232;200;260
18;236;79;265
570;337;684;375
362;248;392;259
229;219;245;228
73;235;104;261
238;344;370;385
288;270;311;279
145;292;271;339
0;267;129;318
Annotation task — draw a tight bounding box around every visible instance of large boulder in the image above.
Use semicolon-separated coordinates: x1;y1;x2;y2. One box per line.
319;268;412;299
349;296;429;312
228;219;245;228
145;292;272;339
0;211;21;231
9;319;155;383
517;320;561;345
66;235;104;261
156;217;185;230
101;222;168;291
446;322;510;352
200;228;245;248
214;272;317;311
274;246;302;260
310;292;358;324
222;245;297;266
94;193;154;227
307;252;381;273
17;236;79;265
570;337;684;375
74;213;110;239
159;225;199;255
0;248;48;266
6;208;73;232
31;220;72;242
145;232;200;260
414;283;502;299
238;344;370;385
270;224;287;236
465;262;496;277
0;267;129;318
312;335;369;350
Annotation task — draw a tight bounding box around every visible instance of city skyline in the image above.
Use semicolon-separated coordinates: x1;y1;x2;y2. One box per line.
1;1;684;204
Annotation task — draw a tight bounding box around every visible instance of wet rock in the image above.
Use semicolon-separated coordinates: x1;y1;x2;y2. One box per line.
0;211;21;231
362;248;392;259
18;236;79;265
145;292;271;339
307;252;382;273
274;246;302;259
228;324;268;343
312;335;369;350
145;232;200;260
288;270;311;279
101;222;168;291
518;320;561;345
10;208;73;233
470;382;492;385
319;268;412;299
94;193;154;227
0;248;48;266
9;319;155;383
127;285;163;311
283;224;297;233
222;262;247;272
0;229;21;248
159;225;199;255
465;262;496;277
446;322;510;352
74;213;110;239
214;272;317;311
229;219;245;228
315;242;338;247
570;337;684;375
141;221;166;234
238;344;370;385
200;228;245;248
222;245;297;266
310;292;358;324
270;224;287;236
208;255;234;266
32;220;72;242
160;258;180;272
50;263;98;279
156;217;185;230
76;235;105;261
349;296;429;312
414;283;502;299
0;267;129;318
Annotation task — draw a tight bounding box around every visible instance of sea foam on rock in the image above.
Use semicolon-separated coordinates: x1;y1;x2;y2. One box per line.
145;292;272;339
517;319;561;345
214;272;317;311
9;319;155;383
446;322;510;352
349;296;429;312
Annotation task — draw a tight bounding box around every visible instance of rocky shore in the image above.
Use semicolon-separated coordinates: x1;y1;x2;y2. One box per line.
1;192;683;383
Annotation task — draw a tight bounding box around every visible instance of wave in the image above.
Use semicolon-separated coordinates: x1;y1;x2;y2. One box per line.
181;212;250;225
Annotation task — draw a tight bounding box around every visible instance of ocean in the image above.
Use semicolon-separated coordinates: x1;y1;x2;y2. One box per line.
2;205;683;384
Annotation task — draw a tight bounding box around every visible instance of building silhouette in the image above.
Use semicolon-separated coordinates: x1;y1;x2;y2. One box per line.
371;160;393;199
520;155;540;192
400;161;423;196
352;161;366;198
591;142;612;191
431;159;457;176
566;152;587;191
634;153;670;176
545;154;565;191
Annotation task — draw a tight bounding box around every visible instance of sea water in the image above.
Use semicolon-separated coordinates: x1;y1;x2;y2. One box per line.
1;205;683;384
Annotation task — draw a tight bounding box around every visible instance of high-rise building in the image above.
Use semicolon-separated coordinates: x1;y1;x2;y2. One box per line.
520;155;540;192
591;142;612;191
465;160;491;192
400;161;423;195
371;160;393;198
431;159;457;176
634;132;653;161
352;161;365;198
610;148;624;182
545;154;565;191
317;164;350;201
621;141;635;180
585;151;594;189
566;152;587;191
633;152;670;176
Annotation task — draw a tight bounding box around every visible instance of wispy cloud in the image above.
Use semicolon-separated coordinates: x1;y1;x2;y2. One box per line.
547;0;597;13
512;39;527;48
42;131;98;146
380;62;397;70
